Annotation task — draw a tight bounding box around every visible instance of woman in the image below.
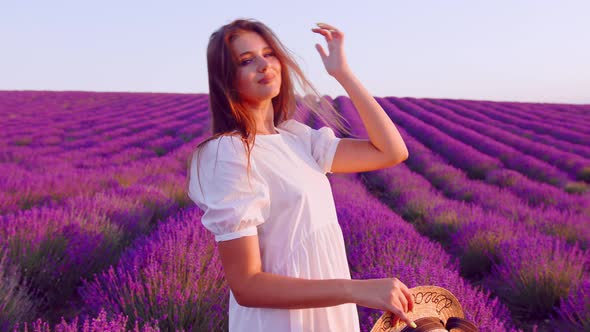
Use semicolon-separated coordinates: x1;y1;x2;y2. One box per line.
187;18;415;331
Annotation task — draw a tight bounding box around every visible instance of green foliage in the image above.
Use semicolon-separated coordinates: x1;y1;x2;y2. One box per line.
7;218;124;316
564;181;588;194
490;241;586;320
180;133;194;142
0;252;38;330
153;147;168;157
459;234;499;278
577;166;590;182
500;273;573;320
164;128;177;136
14;137;32;146
429;209;461;244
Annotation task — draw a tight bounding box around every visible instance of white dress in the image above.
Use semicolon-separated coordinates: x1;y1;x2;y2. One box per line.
188;119;361;332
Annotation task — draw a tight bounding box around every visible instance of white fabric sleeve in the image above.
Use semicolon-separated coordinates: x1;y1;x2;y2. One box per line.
283;119;341;174
187;136;270;242
309;126;341;174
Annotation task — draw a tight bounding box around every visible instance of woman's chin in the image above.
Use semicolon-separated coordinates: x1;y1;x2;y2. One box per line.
260;87;281;99
241;84;282;103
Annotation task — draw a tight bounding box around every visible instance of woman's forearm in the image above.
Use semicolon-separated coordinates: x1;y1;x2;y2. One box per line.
335;69;409;161
237;271;362;309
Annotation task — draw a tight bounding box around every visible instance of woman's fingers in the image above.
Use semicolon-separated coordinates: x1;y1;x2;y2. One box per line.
316;22;339;33
315;23;344;39
314;43;327;60
389;279;416;328
401;284;414;313
316;23;343;39
399;292;409;314
311;27;333;42
390;303;414;329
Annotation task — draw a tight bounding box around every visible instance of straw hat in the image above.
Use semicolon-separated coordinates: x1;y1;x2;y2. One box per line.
370;285;478;332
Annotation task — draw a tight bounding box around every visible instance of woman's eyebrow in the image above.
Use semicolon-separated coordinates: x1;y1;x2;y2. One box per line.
239;46;273;57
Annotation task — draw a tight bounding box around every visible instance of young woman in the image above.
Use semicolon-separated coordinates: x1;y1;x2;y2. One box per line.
188;18;415;332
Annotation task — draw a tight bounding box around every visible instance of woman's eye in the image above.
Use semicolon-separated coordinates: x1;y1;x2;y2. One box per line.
240;53;275;66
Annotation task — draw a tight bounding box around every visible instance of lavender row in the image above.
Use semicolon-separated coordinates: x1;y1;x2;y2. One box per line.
364;139;589;327
452;99;590;146
497;102;590;134
459;100;590;135
0;124;209;215
1;112;208;166
426;98;590;162
0;210;201;332
471;100;590;132
2;109;206;157
0;182;179;323
337;96;588;240
329;174;518;332
0;94;320;213
343;97;504;180
0;134;211;316
0;139;209;328
388;120;589;245
78;207;228;332
456;99;590;131
394;98;590;210
1;131;214;328
426;100;590;172
335;97;589;328
385;97;582;190
347;96;589;211
555;277;590;331
8;309;160;332
480;99;590;117
1;93;208;153
1;93;160;139
405;97;590;184
1;248;160;331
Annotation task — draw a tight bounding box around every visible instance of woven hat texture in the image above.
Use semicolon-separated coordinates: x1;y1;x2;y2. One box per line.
370;285;465;332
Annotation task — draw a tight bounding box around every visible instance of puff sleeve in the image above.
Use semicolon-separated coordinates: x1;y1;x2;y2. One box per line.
187;136;270;242
284;119;341;174
310;126;341;174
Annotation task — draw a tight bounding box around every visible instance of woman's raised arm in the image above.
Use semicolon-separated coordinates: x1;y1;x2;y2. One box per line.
312;23;409;173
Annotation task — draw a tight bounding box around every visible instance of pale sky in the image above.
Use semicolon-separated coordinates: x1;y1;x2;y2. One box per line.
2;0;589;104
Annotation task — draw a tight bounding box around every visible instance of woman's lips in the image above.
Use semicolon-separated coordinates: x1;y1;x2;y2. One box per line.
258;75;275;84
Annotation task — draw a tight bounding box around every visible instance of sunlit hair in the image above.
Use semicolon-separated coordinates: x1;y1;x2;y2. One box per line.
187;18;351;196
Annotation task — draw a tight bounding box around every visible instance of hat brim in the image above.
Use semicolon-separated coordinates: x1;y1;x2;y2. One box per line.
370;285;464;332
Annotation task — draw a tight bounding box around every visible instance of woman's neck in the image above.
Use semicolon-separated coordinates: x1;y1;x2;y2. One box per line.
245;99;277;135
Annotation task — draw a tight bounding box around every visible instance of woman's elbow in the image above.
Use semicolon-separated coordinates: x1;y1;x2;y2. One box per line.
402;150;409;161
231;277;259;307
398;148;409;161
388;150;409;166
232;283;251;306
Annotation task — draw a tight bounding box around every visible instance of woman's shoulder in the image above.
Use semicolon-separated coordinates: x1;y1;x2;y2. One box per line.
279;118;312;136
195;134;248;163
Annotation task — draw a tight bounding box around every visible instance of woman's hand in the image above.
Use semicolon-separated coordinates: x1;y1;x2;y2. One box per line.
311;22;351;81
353;278;416;328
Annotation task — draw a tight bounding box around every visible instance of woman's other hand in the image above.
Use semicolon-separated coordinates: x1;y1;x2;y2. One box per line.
311;22;351;80
352;277;415;328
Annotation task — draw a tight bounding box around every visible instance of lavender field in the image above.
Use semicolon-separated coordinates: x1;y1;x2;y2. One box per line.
0;90;589;332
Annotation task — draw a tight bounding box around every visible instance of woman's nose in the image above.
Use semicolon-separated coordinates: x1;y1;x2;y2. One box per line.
257;57;269;72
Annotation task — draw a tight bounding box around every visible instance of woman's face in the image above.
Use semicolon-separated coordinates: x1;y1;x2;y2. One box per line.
231;31;282;105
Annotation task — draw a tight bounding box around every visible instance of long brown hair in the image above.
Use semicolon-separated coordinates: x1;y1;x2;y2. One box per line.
187;18;351;197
